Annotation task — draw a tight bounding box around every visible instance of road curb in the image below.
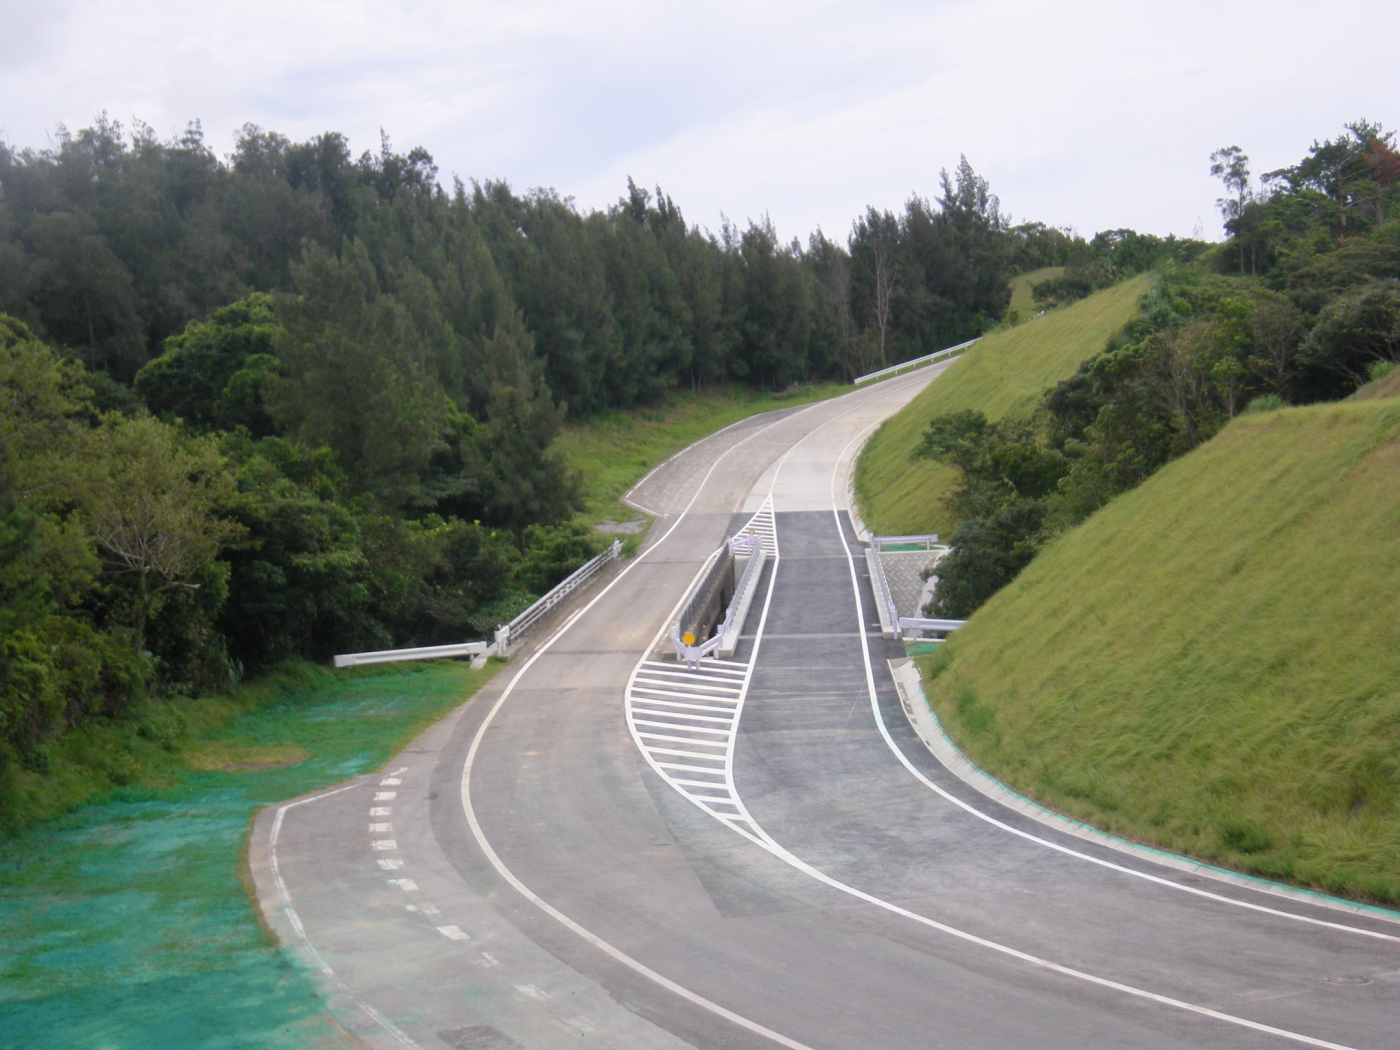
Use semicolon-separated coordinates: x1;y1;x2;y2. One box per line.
888;657;1400;926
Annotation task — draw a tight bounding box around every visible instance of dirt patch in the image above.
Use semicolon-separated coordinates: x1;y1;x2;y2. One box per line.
186;742;311;772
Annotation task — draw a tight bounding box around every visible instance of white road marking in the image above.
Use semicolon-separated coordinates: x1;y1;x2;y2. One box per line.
819;421;1400;945
625;399;1374;1049
374;791;396;800
269;781;421;1049
369;807;392;816
475;952;500;968
372;840;398;850
630;700;739;716
463;388;889;1050
380;777;402;785
388;878;419;891
437;925;470;941
369;823;392;832
377;858;405;871
514;983;551;1000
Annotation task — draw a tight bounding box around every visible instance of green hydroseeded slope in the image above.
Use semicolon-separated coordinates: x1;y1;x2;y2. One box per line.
920;400;1400;904
855;273;1153;536
0;661;494;1050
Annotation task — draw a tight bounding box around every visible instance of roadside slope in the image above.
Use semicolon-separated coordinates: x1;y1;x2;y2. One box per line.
855;273;1153;536
921;399;1400;904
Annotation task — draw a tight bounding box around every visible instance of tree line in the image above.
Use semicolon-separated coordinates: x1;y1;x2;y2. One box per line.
922;121;1400;618
0;114;1189;789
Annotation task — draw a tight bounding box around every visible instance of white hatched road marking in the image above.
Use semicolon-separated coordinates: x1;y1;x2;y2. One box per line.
625;498;777;840
622;429;1380;1050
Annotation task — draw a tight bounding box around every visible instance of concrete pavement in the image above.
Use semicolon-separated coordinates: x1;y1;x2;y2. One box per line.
251;365;1399;1050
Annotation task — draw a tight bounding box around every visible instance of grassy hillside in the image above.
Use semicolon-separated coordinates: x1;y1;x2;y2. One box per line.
557;383;845;528
1007;266;1064;319
921;400;1400;904
856;273;1153;536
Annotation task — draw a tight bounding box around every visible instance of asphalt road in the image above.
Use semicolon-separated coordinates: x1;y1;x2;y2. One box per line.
251;367;1400;1050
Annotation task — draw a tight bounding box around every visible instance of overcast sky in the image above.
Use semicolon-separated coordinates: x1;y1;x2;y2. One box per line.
2;0;1394;245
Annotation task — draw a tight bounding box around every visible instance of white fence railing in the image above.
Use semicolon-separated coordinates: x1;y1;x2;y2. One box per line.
333;539;622;668
495;539;623;653
853;338;978;385
670;501;774;667
872;533;941;551
864;536;965;641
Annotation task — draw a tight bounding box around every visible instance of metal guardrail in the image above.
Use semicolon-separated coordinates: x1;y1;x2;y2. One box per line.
670;546;732;654
333;640;491;669
853;338;979;385
718;546;767;658
898;616;966;636
864;536;963;641
873;533;941;551
669;509;773;668
495;539;623;653
333;539;622;668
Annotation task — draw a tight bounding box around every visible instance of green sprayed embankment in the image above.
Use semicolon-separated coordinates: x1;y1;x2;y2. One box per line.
921;399;1400;904
0;661;495;1049
855;273;1153;537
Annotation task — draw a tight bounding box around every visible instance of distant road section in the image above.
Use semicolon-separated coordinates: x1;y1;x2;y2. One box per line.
252;365;1398;1050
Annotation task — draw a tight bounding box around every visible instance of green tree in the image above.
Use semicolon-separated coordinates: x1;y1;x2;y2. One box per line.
135;293;283;435
268;242;453;502
75;415;241;651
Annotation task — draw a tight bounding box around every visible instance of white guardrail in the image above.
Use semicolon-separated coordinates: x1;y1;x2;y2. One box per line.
864;533;966;641
853;338;979;385
333;539;623;668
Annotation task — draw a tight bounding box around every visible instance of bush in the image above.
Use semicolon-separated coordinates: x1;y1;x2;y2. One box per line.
927;500;1047;619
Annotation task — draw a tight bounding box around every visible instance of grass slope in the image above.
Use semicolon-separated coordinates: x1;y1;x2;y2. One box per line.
0;660;495;1049
855;273;1154;536
556;383;846;530
1007;266;1064;319
921;400;1400;904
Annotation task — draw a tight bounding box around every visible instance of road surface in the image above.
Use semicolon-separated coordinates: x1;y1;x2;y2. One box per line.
251;367;1400;1050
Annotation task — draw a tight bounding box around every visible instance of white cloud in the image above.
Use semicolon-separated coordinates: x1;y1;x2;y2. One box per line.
1;0;1394;242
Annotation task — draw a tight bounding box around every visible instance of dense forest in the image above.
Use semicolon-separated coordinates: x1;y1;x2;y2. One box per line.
0;114;1198;792
924;121;1400;618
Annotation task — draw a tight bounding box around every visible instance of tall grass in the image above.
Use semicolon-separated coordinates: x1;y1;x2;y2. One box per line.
920;400;1400;904
855;273;1153;536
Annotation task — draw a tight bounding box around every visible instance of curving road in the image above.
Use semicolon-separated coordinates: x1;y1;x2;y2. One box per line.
251;368;1400;1050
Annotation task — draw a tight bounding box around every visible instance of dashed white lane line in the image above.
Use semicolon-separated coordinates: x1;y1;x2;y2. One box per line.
374;791;397;800
269;780;421;1050
437;925;470;941
372;839;398;850
377;858;405;871
370;823;393;832
369;807;392;817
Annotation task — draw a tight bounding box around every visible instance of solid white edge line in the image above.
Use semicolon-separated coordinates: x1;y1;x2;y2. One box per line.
830;418;1400;939
817;424;1368;1050
462;391;890;1050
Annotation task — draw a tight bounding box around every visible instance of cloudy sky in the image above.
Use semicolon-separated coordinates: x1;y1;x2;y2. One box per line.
2;0;1394;244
